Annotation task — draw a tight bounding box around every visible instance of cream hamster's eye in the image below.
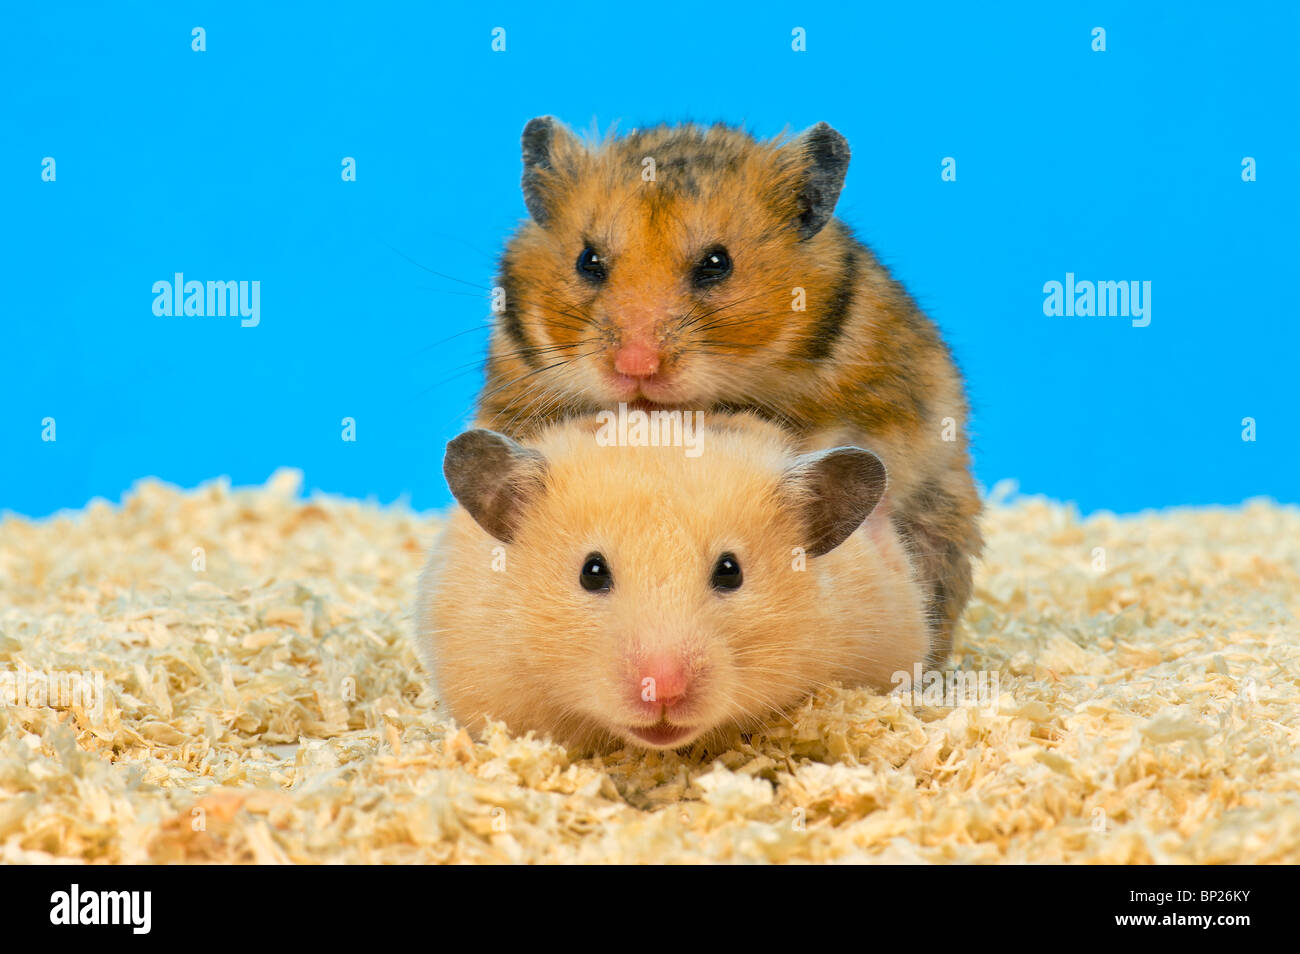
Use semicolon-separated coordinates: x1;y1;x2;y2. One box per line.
576;246;607;283
580;552;613;592
692;246;732;287
710;552;742;591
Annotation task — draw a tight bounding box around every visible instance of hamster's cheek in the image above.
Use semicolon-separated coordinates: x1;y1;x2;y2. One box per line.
718;593;824;715
515;577;620;718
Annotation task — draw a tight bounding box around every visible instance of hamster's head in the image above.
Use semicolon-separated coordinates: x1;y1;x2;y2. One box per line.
437;421;887;751
490;117;853;422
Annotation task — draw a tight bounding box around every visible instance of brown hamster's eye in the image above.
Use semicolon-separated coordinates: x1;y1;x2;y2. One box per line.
710;552;742;591
692;246;732;287
580;552;613;592
576;246;607;283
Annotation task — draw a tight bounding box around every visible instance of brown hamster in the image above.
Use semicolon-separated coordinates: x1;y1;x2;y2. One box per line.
474;117;981;658
415;413;930;752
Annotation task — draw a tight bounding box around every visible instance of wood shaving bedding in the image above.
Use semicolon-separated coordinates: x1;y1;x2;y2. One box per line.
0;470;1296;863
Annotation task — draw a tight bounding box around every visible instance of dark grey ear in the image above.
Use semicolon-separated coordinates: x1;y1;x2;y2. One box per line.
792;122;850;239
782;446;886;557
521;115;573;226
443;429;548;543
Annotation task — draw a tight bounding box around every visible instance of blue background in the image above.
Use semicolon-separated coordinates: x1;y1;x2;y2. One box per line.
3;1;1297;518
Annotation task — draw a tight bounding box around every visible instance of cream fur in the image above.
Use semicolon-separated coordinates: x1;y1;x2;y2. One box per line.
415;413;931;752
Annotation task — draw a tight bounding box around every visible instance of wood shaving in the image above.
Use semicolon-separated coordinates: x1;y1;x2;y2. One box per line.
1;470;1297;863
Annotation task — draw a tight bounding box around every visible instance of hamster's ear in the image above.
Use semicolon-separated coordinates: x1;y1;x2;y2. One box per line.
788;122;850;239
521;115;581;226
443;429;548;544
781;446;886;557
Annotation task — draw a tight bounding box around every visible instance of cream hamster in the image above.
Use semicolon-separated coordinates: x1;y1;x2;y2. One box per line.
415;413;931;752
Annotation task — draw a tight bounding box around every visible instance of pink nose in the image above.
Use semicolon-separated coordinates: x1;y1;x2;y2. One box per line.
613;340;660;378
635;653;691;709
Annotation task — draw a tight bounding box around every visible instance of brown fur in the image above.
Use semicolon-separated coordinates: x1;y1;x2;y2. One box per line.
475;119;982;657
416;414;931;752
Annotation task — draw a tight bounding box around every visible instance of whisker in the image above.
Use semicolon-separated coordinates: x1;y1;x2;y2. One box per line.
376;235;492;291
